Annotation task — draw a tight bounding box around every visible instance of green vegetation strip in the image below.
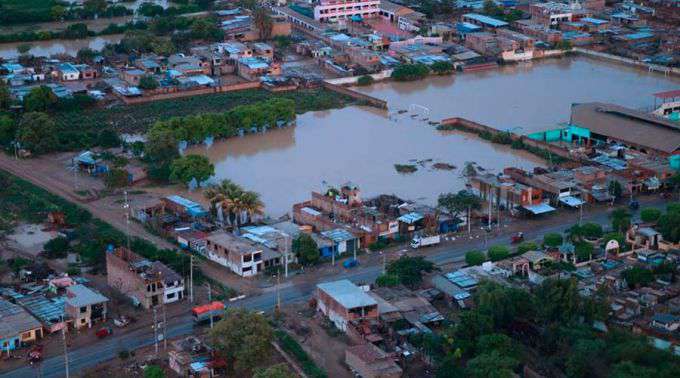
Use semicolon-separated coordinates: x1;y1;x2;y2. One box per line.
274;330;327;378
0;170;197;278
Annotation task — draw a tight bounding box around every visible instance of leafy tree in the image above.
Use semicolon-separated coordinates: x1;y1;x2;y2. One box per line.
139;75;159;90
477;334;518;360
210;308;273;374
533;278;581;325
391;63;430;81
0;80;11;110
357;75;374;86
139;3;165;17
579;222;603;239
455;310;494;351
543;232;563;248
0;115;16;145
640;208;661;223
23;85;57;112
431;61;454;75
621;266;653;289
609;361;656;378
611;208;631;233
253;8;273;40
63;23;90;39
465;250;486;266
44;236;70;259
253;363;295;378
516;241;539;254
385;256;435;288
438;190;482;220
657;208;680;243
17;112;58;154
76;47;97;63
292;233;319;266
466;350;518;378
608;180;623;200
375;274;400;287
169;154;214;186
104;168;130;189
566;339;606;378
476;282;532;329
84;0;108;15
487;245;510;262
190;17;224;41
16;43;32;55
143;365;165;378
50;5;66;20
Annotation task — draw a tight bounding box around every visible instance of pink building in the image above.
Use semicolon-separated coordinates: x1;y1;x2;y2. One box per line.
314;0;380;23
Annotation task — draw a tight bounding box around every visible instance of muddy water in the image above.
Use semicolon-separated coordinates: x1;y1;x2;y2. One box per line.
354;57;680;133
188;106;545;217
190;56;680;217
0;35;123;59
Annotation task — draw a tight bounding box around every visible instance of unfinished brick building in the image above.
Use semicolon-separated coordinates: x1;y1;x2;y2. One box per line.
106;247;165;309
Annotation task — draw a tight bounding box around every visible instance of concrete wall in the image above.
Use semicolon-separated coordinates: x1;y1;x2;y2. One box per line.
322;81;388;109
325;70;393;85
574;48;680;76
118;81;261;104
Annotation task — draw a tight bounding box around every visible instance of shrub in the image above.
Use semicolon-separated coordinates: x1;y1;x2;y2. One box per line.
44;236;70;259
431;61;454;75
104;168;130;189
487;245;510;261
394;164;417;173
356;75;374;86
465;250;487;266
516;241;539;254
391;63;430;81
275;330;327;378
640;208;662;223
580;222;603;239
543;233;563;248
376;274;400;287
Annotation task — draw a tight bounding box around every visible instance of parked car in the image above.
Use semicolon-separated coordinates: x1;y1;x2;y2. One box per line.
96;327;113;339
343;259;359;269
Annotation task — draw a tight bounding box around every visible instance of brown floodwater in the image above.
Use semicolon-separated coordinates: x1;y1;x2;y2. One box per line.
354;56;680;133
0;35;123;59
189;57;680;217
188;106;545;217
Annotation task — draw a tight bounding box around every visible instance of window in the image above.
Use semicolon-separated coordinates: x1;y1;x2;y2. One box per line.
167;292;176;300
81;319;86;324
21;332;32;340
243;254;252;263
80;306;87;313
242;266;252;273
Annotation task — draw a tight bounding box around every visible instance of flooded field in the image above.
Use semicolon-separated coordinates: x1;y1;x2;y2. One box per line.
188;106;545;217
0;35;122;59
354;56;680;133
189;56;680;217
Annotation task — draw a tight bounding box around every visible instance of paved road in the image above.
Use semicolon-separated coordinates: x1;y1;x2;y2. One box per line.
3;199;667;378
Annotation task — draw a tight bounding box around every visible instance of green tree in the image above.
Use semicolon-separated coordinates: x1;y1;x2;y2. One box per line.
190;18;224;41
543;233;563;248
169;154;214;186
477;333;518;359
640;208;662;223
611;208;631;233
431;61;454;75
565;339;606;378
16;43;32;55
253;8;273;40
50;5;66;20
385;256;435;288
375;274;400;287
143;365;165;378
391;63;430;81
44;236;70;259
84;0;108;15
139;75;159;90
104;168;130;189
608;180;623;200
466;350;518;378
292;233;319;266
98;129;121;148
146;126;179;163
17;112;58;154
609;361;656;378
438;190;482;220
465;250;486;266
210;308;273;374
580;222;603;239
76;47;97;64
0;115;16;145
357;75;374;86
621;266;654;289
657;207;680;243
516;241;539;254
487;245;510;262
0;80;11;110
23;85;57;112
476;282;532;329
253;363;295;378
533;278;581;325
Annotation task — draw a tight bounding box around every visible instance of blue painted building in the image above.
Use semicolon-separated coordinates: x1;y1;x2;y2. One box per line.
0;299;43;353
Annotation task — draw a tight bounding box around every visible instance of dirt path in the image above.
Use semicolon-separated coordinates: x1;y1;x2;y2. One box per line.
0;154;174;250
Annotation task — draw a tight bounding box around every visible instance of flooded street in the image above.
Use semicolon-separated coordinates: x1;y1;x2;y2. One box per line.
188;106;545;217
190;56;680;217
355;56;680;133
0;35;122;59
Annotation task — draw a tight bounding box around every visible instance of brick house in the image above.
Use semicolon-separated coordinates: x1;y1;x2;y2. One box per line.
205;232;281;277
315;280;378;331
64;284;108;330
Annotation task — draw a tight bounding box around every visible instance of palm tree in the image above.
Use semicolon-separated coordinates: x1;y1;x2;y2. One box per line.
239;191;264;225
204;179;244;226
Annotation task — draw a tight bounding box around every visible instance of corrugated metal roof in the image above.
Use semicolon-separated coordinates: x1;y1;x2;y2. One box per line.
65;285;108;308
0;299;42;338
317;280;376;309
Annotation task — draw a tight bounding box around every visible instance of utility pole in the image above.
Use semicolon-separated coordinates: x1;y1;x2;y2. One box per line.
467;206;471;235
206;282;214;329
382;252;386;274
163;301;167;350
189;255;194;303
283;234;290;278
275;272;281;311
62;327;69;378
153;307;158;355
487;189;492;230
123;190;130;250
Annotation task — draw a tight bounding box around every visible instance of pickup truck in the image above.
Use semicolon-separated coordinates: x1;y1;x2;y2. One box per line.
410;235;441;249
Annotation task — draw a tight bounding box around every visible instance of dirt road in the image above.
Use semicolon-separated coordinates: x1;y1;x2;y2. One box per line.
0;153;175;250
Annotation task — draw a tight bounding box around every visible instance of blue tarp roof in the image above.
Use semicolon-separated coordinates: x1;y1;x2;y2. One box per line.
463;13;508;28
581;17;608;25
559;196;585;207
165;195;208;217
398;212;424;224
523;202;556;215
321;228;355;243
